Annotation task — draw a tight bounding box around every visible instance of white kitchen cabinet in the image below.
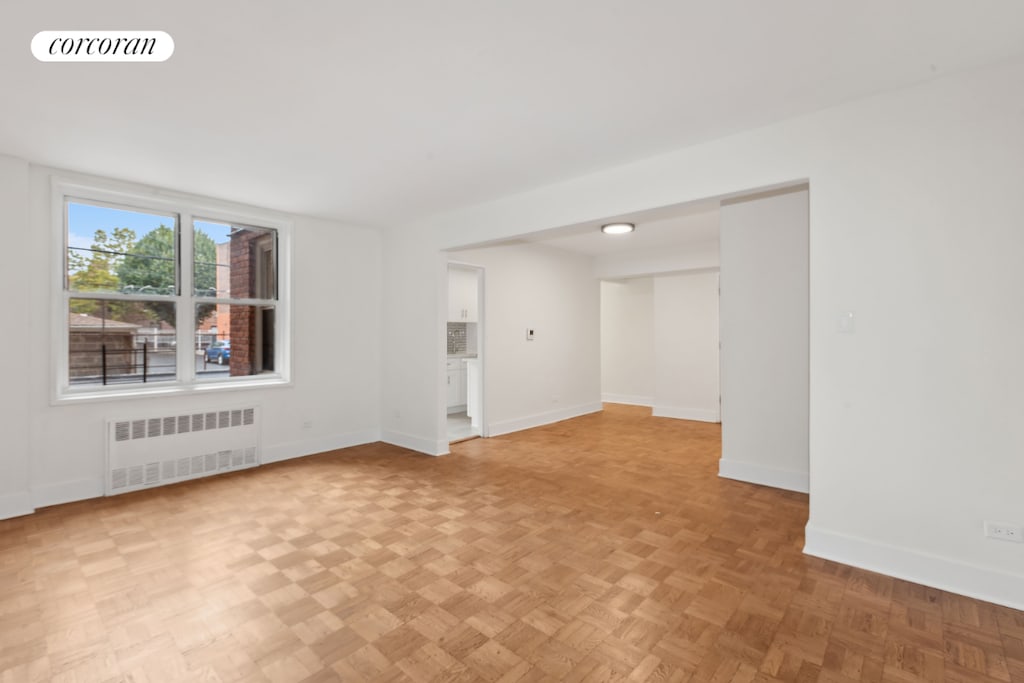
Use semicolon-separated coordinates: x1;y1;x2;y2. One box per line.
446;358;467;412
448;267;478;322
465;358;481;432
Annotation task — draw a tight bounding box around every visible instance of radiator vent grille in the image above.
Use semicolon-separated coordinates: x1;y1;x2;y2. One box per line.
107;406;260;496
113;409;260;444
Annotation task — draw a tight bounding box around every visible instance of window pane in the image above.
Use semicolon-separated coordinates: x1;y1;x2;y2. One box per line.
67;202;178;296
194;221;277;300
68;299;177;386
196;304;274;379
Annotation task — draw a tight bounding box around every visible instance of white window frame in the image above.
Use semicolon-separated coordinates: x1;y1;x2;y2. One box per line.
52;178;292;403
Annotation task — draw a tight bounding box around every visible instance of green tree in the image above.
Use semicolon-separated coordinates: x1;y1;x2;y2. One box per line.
117;226;218;325
68;226;137;276
68;227;137;315
69;261;119;295
117;225;176;295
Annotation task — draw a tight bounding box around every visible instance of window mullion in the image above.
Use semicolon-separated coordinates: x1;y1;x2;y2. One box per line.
178;212;195;383
62;290;178;303
194;297;277;307
58;184;289;398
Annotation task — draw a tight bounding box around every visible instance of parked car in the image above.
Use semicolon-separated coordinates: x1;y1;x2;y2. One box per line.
205;339;231;364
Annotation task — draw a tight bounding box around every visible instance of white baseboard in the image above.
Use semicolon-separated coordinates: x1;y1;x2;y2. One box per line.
24;430;383;514
652;405;720;422
601;393;653;407
488;402;603;437
32;477;104;510
718;459;809;493
0;491;34;520
381;430;448;457
804;524;1024;612
262;429;382;464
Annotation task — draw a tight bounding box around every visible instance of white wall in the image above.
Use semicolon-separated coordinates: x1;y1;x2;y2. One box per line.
719;188;809;493
594;239;718;280
652;271;720;422
601;273;720;418
0;155;33;518
382;57;1024;609
600;278;655;406
0;161;384;515
381;232;447;454
450;243;601;437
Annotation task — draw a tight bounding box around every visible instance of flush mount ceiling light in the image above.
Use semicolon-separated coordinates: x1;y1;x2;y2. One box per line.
600;222;635;235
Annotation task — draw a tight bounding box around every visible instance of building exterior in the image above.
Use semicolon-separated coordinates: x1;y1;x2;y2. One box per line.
67;312;139;379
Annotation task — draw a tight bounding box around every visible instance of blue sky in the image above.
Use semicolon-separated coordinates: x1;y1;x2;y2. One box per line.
67;202;232;252
67;202;170;252
194;220;232;244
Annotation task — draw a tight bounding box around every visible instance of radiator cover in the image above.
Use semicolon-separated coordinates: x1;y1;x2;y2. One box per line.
106;406;260;495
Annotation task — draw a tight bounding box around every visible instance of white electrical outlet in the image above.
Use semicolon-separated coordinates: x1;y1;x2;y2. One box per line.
984;521;1024;543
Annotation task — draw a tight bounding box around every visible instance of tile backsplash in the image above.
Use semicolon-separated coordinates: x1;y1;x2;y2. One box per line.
447;323;467;354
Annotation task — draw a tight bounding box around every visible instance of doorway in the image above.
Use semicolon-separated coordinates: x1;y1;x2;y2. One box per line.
446;263;484;443
592;185;808;493
599;272;721;421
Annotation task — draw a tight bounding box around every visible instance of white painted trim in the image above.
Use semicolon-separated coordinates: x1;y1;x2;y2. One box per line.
382;430;448;456
804;524;1024;612
488;402;603;437
32;477;104;510
718;458;809;493
50;176;294;404
261;429;381;464
25;430;381;514
0;491;34;520
652;405;720;422
440;259;487;445
602;393;653;407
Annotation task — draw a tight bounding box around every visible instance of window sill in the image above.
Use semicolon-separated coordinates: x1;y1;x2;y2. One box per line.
53;375;291;406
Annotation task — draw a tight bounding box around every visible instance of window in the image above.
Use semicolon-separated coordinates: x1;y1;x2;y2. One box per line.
58;183;288;398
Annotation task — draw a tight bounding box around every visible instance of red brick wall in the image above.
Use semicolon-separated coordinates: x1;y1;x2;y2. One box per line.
228;230;260;376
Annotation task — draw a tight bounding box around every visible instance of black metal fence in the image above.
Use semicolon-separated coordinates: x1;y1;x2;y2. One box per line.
69;334;177;385
69;333;234;386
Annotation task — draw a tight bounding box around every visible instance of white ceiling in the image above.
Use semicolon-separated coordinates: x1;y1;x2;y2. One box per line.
513;198;721;256
3;2;1024;227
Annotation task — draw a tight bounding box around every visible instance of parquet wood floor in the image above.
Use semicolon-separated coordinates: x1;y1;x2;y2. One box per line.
2;404;1021;682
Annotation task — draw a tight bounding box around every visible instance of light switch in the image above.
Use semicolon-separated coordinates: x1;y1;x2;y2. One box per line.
838;311;855;334
526;328;535;341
